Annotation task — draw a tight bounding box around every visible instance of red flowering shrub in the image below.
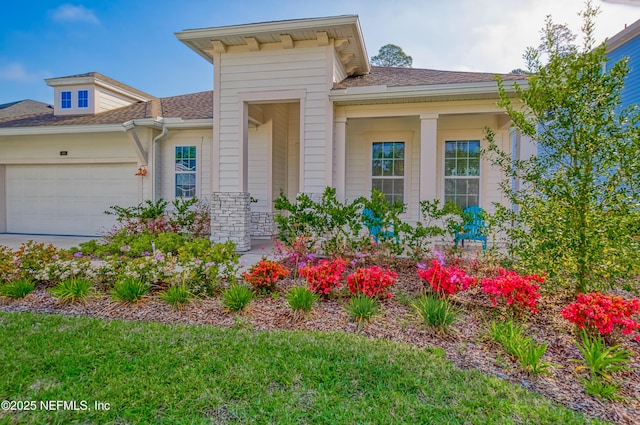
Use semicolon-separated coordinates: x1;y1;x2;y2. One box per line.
417;260;476;296
299;258;346;295
242;259;289;290
347;266;397;298
480;268;543;314
560;292;640;341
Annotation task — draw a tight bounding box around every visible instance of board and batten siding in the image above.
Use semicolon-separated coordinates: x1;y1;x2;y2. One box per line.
216;46;332;194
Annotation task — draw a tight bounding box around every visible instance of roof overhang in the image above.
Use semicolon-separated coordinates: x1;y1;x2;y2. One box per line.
606;19;640;53
175;15;370;76
329;80;528;106
45;75;151;103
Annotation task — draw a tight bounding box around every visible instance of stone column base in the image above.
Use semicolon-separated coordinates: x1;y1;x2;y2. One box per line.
210;192;251;252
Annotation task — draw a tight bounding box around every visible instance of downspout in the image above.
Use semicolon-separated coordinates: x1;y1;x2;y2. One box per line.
151;123;169;202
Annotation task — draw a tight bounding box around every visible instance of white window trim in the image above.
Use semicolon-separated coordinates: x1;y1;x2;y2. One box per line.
365;131;414;205
442;138;482;209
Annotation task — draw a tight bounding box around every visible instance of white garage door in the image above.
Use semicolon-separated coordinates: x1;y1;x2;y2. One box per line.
6;163;140;236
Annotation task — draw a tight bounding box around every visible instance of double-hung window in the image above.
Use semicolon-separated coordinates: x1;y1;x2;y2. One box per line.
61;91;71;109
444;140;480;209
78;90;88;108
372;141;405;203
175;146;196;198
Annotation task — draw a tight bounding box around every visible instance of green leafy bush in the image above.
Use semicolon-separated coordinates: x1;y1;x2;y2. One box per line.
176;241;239;296
111;278;150;303
49;278;93;304
221;284;253;312
286;286;319;314
0;279;35;299
413;294;458;331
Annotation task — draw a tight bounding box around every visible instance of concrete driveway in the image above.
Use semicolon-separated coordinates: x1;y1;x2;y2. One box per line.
0;234;99;250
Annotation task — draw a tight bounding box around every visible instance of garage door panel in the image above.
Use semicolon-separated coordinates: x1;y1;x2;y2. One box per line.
6;164;139;236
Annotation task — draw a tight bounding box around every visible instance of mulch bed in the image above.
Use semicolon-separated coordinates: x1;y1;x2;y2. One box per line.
1;267;639;424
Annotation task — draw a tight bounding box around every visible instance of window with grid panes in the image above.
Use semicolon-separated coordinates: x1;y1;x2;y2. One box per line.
372;141;405;203
175;146;196;198
444;140;480;210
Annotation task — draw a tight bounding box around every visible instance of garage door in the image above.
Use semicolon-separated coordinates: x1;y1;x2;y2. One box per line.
6;163;140;236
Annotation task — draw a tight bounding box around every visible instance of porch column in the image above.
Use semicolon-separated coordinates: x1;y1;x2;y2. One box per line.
334;113;347;202
419;114;439;202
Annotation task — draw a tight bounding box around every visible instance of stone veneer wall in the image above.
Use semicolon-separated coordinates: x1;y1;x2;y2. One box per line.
210;192;251;252
250;212;276;238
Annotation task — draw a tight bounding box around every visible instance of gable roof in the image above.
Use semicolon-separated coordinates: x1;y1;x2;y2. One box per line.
0;91;213;130
45;72;156;101
606;19;640;53
0;100;53;118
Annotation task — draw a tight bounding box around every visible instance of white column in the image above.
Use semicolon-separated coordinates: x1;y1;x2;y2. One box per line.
419;114;439;202
239;101;249;192
334;114;347;202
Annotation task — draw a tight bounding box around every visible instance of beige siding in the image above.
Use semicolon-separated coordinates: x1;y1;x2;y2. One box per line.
216;47;332;193
333;50;347;83
97;87;138;113
158;129;212;202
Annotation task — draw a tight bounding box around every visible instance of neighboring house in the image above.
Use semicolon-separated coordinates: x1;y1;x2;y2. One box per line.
606;18;640;108
0;100;52;118
0;15;526;250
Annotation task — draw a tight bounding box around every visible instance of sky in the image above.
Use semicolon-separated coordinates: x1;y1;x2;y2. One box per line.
1;0;639;105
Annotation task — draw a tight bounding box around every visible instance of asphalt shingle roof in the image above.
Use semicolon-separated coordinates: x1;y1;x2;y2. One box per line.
333;66;525;89
0;100;53;118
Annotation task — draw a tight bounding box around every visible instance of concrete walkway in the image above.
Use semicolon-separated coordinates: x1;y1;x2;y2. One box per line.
0;234;275;268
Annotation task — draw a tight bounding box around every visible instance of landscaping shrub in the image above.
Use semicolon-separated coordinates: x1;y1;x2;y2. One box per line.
177;241;239;296
488;320;551;375
111;278;150;303
117;252;176;286
417;259;476;296
49;278;93;304
33;255;95;284
221;283;253;312
413;293;458;331
560;292;640;341
0;279;35;299
298;257;346;295
0;246;18;283
347;265;397;299
481;269;543;315
14;241;59;280
242;259;289;291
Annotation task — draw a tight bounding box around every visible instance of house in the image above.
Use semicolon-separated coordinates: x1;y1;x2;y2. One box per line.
0;15;526;250
606;18;640;108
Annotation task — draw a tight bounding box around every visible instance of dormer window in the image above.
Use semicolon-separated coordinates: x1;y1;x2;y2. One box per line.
61;91;71;109
78;90;88;108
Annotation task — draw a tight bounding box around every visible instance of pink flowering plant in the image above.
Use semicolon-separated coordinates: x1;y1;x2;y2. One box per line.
417;259;476;296
560;292;640;341
480;269;543;314
347;266;397;299
298;258;346;296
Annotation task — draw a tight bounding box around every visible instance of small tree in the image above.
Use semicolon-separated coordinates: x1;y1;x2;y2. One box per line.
370;44;412;67
486;2;640;293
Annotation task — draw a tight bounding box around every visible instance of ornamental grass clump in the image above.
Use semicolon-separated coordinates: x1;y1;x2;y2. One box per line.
298;258;346;296
417;260;476;297
0;279;35;299
160;284;193;309
242;259;289;291
221;283;253;312
560;292;640;341
286;286;319;315
345;295;380;327
488;320;551;375
49;278;92;304
347;265;397;299
111;278;150;303
481;269;543;314
413;293;458;332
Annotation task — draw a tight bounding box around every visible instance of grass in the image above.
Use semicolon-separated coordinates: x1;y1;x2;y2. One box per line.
49;278;93;304
160;284;193;309
286;286;319;314
0;279;35;299
413;293;458;331
110;278;149;303
0;312;600;425
221;283;253;312
344;295;380;326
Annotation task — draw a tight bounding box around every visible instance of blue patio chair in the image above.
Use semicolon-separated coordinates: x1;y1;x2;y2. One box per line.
363;208;396;243
454;205;487;250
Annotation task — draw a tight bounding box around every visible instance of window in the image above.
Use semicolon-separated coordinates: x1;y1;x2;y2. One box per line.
444;140;480;210
61;91;71;109
78;90;88;108
175;146;196;198
372;141;405;203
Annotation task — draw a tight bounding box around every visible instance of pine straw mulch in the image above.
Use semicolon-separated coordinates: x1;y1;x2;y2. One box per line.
1;267;639;425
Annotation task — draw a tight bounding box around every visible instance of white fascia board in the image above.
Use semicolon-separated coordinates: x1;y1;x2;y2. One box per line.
0;124;126;136
176;15;359;41
45;75;150;102
329;80;528;102
163;119;213;129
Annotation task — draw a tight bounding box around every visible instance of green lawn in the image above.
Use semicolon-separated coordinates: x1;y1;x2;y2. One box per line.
0;312;600;425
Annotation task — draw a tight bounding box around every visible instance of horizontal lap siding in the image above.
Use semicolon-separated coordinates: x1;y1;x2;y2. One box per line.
608;36;640;108
217;47;330;193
